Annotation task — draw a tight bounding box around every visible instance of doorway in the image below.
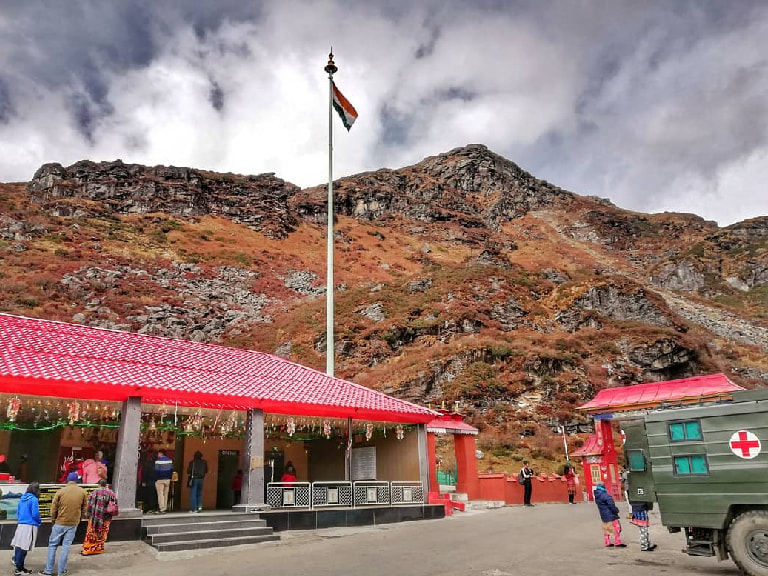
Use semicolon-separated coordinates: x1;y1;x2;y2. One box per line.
216;449;240;509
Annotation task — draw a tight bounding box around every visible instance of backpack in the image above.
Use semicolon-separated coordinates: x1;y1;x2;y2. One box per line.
517;471;525;485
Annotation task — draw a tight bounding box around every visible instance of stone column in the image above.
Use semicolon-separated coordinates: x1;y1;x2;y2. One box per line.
113;396;142;517
233;408;266;511
417;424;429;502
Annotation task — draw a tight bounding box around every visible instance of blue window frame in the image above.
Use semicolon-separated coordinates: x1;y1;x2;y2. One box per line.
673;454;709;476
668;420;703;442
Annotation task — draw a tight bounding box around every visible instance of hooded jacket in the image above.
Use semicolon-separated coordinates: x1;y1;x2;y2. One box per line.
16;493;42;527
594;485;620;522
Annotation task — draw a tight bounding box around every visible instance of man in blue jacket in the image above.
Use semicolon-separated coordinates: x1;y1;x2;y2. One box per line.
594;482;626;548
153;450;174;513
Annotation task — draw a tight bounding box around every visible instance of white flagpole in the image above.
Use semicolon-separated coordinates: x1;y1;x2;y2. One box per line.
324;52;338;377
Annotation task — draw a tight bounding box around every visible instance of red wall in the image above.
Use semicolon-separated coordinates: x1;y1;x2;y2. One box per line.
476;472;575;505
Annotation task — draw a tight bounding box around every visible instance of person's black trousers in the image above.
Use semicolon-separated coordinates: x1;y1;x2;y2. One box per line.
524;481;533;505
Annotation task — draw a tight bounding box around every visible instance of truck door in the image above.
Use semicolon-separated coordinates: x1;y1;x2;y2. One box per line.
622;419;655;504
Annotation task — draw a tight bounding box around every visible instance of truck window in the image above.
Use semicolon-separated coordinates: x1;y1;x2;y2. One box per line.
673;454;709;476
668;420;703;441
627;449;646;472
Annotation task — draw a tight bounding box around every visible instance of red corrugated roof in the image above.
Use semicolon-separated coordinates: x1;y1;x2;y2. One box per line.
571;433;602;457
0;314;437;423
577;374;743;413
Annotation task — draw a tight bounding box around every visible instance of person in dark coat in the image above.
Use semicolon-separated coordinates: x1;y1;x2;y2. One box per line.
139;452;158;512
594;482;626;547
520;461;535;507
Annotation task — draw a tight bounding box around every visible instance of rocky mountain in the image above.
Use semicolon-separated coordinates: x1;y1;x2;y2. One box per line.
2;144;767;458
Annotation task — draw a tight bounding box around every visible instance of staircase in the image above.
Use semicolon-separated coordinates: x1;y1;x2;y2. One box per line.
142;512;279;552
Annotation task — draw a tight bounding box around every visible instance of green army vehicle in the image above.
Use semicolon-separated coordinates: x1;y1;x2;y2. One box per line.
622;388;768;576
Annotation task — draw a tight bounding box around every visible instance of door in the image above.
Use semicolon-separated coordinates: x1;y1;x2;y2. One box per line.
216;450;240;509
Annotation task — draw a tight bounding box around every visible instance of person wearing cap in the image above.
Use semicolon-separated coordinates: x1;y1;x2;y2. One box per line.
520;461;535;507
593;482;626;548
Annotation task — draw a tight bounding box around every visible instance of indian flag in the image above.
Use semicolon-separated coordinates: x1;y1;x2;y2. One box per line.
332;82;358;131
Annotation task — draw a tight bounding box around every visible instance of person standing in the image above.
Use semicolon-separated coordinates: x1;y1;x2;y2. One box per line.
520;461;535;507
39;479;88;576
81;479;118;556
16;455;30;483
629;500;657;552
594;482;626;548
153;449;174;514
563;464;577;504
11;482;41;575
231;469;243;506
281;462;297;484
81;456;106;484
186;451;208;513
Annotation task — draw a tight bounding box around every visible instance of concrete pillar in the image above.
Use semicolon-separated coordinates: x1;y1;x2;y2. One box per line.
233;408;266;511
113;396;142;517
454;433;480;500
426;431;438;493
417;424;429;501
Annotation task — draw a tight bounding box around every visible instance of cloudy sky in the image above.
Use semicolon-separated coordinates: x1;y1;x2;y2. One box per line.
1;1;767;226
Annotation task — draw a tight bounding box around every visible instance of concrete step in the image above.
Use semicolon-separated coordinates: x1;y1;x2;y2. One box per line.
144;519;267;535
153;533;281;553
142;512;260;526
148;526;274;545
469;500;506;510
449;492;468;502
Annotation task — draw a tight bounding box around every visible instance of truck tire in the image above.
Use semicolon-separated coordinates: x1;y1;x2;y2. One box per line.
727;510;768;576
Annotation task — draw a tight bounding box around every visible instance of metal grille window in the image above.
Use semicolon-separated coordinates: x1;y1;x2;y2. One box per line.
673;454;709;476
668;420;703;442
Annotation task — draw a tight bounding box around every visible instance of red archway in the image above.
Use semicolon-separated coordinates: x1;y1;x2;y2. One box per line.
425;411;479;499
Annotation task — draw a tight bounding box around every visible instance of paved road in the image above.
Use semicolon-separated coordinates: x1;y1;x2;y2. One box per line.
3;504;742;576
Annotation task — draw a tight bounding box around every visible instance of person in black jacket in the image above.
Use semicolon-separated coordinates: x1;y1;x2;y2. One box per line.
594;482;626;547
520;461;535;507
187;451;208;513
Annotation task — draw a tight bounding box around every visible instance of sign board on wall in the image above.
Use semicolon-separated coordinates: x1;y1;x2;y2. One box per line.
351;446;376;481
38;484;99;520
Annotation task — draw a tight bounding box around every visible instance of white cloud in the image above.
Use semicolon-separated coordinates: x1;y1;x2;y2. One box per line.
0;1;766;226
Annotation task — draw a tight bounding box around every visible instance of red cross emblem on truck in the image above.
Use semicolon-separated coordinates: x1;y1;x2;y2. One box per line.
729;430;761;459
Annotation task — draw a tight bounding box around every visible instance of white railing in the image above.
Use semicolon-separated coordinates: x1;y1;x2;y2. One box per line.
266;481;425;509
391;481;424;505
312;481;354;508
353;481;390;506
266;482;312;508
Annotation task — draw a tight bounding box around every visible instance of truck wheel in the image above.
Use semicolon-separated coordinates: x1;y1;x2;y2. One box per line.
728;510;768;576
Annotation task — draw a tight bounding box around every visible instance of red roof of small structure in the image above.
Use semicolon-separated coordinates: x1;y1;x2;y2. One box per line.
571;434;603;457
0;314;437;423
577;374;743;414
425;413;478;435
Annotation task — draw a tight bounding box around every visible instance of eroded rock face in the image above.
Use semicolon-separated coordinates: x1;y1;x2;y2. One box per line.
557;284;671;331
28;160;301;238
651;261;705;292
292;144;573;231
625;338;697;380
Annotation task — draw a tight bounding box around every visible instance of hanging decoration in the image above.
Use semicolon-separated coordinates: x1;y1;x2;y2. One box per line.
6;397;21;422
67;401;81;424
396;424;405;440
323;419;332;439
286;417;296;437
365;422;374;442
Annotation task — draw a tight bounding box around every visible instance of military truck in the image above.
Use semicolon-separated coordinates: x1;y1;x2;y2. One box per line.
622;388;768;576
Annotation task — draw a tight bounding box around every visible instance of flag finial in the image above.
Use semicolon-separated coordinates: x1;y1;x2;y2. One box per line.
325;50;338;75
